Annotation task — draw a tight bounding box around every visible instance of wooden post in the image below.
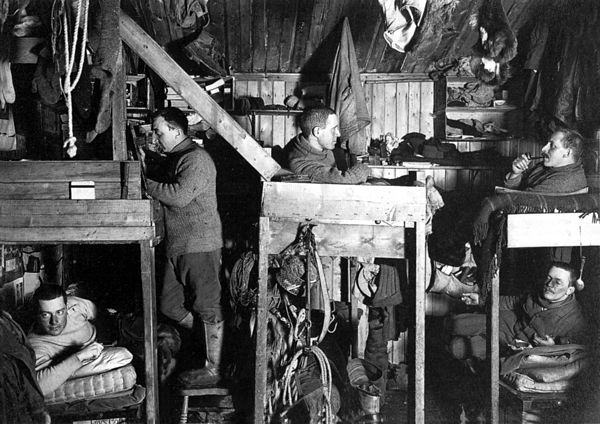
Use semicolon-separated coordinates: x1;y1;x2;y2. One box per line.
118;10;281;181
254;216;270;424
112;44;127;160
489;260;500;424
414;221;426;424
140;240;159;424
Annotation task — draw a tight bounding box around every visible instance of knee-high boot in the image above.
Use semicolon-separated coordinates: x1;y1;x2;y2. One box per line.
178;320;224;387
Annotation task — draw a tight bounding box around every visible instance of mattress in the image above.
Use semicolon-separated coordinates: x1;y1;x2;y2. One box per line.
45;364;137;405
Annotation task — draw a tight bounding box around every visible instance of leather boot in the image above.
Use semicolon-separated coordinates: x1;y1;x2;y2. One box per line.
177;320;224;387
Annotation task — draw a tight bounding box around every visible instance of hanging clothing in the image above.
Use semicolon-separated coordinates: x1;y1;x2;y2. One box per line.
378;0;427;53
327;17;370;155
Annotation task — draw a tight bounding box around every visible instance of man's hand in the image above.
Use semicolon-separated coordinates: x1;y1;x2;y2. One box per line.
76;342;104;363
461;293;480;306
510;154;531;176
532;334;555;346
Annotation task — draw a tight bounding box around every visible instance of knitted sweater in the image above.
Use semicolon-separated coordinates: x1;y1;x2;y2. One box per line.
285;135;370;184
501;293;586;346
504;161;588;193
146;138;222;257
28;296;97;395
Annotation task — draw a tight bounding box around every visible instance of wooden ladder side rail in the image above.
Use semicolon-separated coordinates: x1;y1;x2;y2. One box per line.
118;10;281;181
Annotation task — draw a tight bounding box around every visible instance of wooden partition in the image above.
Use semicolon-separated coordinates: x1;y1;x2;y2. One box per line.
234;73;436;147
256;182;428;424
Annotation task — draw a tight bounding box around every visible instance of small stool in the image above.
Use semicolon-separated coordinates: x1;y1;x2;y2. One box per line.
177;386;230;424
499;380;568;424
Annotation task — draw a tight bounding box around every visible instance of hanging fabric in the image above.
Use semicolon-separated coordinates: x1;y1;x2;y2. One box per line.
327;17;370;155
378;0;427;53
0;105;16;151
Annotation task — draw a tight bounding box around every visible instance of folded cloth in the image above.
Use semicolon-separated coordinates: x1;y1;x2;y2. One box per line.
502;371;571;393
520;357;590;383
500;344;588;375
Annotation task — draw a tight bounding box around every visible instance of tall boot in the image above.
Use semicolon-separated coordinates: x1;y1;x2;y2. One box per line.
177;320;224;387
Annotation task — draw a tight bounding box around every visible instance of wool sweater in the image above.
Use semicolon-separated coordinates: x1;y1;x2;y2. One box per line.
28;296;97;395
500;293;586;346
146;138;222;257
285;135;370;184
504;161;588;193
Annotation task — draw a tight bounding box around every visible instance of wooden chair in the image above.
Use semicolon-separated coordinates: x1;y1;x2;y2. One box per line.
177;386;230;424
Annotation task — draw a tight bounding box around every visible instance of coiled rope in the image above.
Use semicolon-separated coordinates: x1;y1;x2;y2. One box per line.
57;0;89;157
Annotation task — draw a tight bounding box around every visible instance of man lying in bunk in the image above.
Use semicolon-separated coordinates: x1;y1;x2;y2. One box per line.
27;285;132;396
504;128;588;194
448;262;587;361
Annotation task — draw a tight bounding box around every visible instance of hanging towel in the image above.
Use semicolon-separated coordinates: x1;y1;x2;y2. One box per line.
378;0;427;53
327;17;370;155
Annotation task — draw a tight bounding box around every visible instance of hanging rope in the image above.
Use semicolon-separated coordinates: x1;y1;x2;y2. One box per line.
59;0;89;158
280;345;334;424
577;224;586;291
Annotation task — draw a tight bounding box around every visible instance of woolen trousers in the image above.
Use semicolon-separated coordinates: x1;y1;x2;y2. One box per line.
160;249;223;324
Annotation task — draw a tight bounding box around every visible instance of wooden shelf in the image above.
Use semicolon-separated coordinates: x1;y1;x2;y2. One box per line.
249;109;302;116
446;105;520;112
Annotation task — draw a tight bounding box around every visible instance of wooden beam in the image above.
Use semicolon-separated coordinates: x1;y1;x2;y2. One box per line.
0;227;157;243
140;240;159;424
266;219;405;258
507;213;600;247
262;182;427;223
119;10;280;181
112;44;127;160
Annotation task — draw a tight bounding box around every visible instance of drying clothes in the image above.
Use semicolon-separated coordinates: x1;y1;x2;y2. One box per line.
378;0;427;53
0;105;16;151
327;17;370;155
175;0;209;28
87;0;120;143
31;53;62;106
0;59;15;109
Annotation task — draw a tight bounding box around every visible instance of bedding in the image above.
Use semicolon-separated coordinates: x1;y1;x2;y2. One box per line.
45;364;137;405
46;384;146;417
502;372;571;393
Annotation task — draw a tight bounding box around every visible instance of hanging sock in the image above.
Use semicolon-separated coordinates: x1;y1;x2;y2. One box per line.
378;0;427;53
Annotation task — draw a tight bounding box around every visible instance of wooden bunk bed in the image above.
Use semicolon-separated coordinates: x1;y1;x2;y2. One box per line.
486;210;600;424
0;160;163;424
255;181;428;424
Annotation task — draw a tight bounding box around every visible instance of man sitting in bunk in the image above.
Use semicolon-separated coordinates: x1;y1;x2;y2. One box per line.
284;106;371;184
27;284;132;396
449;262;587;361
504;128;588;194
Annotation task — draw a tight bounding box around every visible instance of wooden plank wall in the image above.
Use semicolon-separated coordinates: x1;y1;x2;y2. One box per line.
234;73;436;147
233;73;538;193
